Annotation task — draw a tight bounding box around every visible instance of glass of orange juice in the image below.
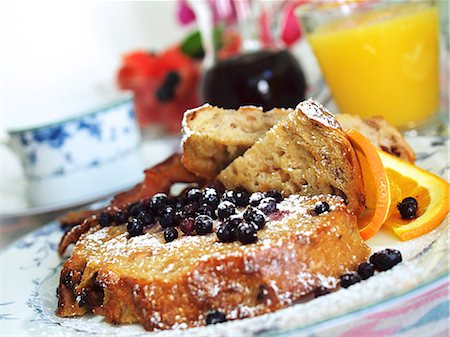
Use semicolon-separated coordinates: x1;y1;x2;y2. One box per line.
297;0;441;132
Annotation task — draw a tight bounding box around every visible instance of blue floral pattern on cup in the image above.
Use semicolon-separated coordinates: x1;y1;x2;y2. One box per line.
8;98;140;181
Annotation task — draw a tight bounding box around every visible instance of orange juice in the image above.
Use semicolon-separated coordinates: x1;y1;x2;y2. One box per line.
308;3;439;129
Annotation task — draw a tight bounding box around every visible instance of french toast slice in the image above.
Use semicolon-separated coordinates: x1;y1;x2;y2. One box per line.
336;114;415;163
181;103;414;181
56;194;369;331
218;99;365;215
181;104;291;179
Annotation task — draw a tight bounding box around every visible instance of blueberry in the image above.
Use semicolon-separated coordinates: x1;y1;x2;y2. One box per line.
314;201;330;215
357;262;375;280
182;201;199;217
340;272;361;288
201;188;220;208
196;204;217;219
217;201;236;220
216;222;237;243
179;217;195;235
127;202;146;217
150;193;169;213
205;310;227;325
369;249;402;271
223;215;243;229
127;218;144;237
243;207;266;229
236;222;258;244
397;197;418;219
222;190;236;204
195;215;213;235
99;212;112;227
234;189;249;207
249;192;265;206
257;197;277;215
314;286;331;298
114;211;129;224
164;227;178;243
136;210;155;226
402;196;418;208
186;188;202;202
265;190;283;202
159;206;176;228
171;196;185;211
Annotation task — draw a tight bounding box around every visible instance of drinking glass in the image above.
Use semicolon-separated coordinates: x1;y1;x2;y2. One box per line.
297;0;441;132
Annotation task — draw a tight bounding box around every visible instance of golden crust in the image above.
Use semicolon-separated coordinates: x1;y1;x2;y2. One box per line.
56;195;369;330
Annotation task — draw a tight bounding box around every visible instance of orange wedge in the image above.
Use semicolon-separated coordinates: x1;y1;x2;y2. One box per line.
378;150;449;241
346;129;391;240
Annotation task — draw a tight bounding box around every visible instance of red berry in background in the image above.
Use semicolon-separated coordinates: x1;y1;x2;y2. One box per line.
117;46;200;133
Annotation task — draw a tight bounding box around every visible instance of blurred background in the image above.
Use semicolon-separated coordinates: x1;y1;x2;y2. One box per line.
0;1;184;132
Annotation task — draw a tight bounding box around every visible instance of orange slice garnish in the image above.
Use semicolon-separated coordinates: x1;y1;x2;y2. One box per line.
378;150;449;241
346;129;391;240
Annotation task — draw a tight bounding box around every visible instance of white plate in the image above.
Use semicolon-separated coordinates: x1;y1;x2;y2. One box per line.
0;137;180;218
0;136;448;336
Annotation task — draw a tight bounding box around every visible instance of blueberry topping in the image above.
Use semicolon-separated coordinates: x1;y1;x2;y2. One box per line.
114;211;129;224
221;190;236;204
127;202;146;217
223;215;243;229
249;192;265;206
357;262;375;280
205;310;227;325
216;223;237;243
243;207;266;230
397;197;418;219
314;286;331;298
179;217;195;235
136;210;155;226
62;272;74;290
159;206;176;228
236;222;258;244
340;272;361;288
195;215;213;235
234;189;249;207
164;227;178;243
314;201;330;215
181;201;199;217
369;249;402;271
201;188;220;208
99;212;112;227
217;201;236;220
265;189;283;202
186;188;202;202
127;218;144;237
196;204;217;219
257;197;277;215
150;193;169;213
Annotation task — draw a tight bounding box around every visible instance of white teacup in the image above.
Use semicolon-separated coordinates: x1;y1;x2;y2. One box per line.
5;98;143;207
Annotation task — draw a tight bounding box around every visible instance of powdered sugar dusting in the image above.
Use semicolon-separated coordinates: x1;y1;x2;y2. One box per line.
297;98;342;130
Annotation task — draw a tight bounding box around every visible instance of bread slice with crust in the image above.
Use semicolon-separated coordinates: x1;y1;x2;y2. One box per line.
336;114;415;163
218;99;366;215
56;194;369;330
181;105;415;181
181;104;291;179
